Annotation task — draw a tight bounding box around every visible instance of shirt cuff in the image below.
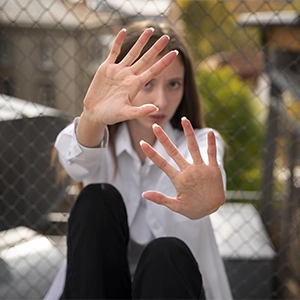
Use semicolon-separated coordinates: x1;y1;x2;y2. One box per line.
74;117;109;149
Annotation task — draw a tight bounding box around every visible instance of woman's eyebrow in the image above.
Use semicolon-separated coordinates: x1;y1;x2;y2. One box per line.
169;77;184;81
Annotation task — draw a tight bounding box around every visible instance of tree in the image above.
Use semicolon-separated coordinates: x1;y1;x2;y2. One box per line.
198;66;264;191
177;0;300;62
178;0;249;60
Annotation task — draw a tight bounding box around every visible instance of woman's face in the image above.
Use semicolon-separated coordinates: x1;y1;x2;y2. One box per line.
129;56;184;133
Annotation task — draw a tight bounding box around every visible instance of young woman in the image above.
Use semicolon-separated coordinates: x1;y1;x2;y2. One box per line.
54;20;232;299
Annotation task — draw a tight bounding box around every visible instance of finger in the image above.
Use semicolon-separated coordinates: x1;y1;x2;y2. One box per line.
207;130;218;166
142;190;180;212
139;50;178;84
181;117;204;164
152;123;188;170
122;104;158;120
139;140;178;179
120;27;155;67
106;28;127;63
131;35;170;73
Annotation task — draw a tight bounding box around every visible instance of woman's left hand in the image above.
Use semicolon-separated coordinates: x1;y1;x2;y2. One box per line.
140;117;226;220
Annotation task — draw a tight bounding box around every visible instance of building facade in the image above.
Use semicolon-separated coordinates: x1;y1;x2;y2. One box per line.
0;0;122;116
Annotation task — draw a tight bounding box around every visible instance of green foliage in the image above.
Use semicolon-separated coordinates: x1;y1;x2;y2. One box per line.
181;0;239;59
198;66;264;191
180;0;261;60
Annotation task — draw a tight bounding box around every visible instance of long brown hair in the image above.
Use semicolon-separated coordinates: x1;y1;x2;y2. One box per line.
109;20;205;158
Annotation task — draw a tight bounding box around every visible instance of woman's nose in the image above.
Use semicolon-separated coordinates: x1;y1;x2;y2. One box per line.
152;87;167;110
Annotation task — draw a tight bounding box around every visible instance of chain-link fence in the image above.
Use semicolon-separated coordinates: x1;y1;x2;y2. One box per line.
1;0;300;299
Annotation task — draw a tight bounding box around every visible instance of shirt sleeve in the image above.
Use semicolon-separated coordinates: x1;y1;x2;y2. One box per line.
54;117;109;182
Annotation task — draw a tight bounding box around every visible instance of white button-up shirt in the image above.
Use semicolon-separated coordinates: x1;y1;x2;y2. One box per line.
54;119;233;300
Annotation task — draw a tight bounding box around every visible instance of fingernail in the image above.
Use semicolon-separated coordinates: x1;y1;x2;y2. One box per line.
149;27;155;32
121;28;126;32
181;116;187;121
140;104;158;111
139;140;146;146
174;50;179;56
152;123;159;129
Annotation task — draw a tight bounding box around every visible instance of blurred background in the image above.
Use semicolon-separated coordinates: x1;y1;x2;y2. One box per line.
0;0;300;299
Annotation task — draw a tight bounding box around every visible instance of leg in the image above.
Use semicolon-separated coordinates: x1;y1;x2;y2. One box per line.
61;183;131;299
132;237;205;299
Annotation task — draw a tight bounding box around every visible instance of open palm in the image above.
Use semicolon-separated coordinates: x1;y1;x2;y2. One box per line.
82;28;178;127
140;117;226;220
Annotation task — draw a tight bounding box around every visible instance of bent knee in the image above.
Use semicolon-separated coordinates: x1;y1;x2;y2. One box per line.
69;183;125;222
145;237;191;257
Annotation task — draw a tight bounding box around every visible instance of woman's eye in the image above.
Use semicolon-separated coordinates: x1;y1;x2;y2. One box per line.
169;81;181;89
144;82;152;89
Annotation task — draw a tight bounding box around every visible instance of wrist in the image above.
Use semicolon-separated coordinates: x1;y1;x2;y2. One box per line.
80;109;107;129
76;111;106;148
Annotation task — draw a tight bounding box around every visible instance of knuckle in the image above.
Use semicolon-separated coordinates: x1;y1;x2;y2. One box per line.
158;158;168;170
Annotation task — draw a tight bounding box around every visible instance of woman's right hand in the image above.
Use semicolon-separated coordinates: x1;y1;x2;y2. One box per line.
76;28;178;147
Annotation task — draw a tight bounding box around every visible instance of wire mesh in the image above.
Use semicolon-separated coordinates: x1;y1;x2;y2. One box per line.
0;0;300;299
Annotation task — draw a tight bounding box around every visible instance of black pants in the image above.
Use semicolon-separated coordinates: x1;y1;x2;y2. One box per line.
61;183;205;299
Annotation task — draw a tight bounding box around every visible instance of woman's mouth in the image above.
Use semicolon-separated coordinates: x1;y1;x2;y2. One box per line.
149;114;166;123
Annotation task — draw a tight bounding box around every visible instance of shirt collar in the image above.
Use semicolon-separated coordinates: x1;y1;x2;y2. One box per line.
115;123;133;157
115;122;177;162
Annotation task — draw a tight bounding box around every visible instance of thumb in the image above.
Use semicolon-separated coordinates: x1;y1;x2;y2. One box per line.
130;104;158;119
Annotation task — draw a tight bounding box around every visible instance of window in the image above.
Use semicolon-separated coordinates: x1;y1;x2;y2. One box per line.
39;84;54;107
40;44;53;71
0;39;12;67
0;77;14;96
